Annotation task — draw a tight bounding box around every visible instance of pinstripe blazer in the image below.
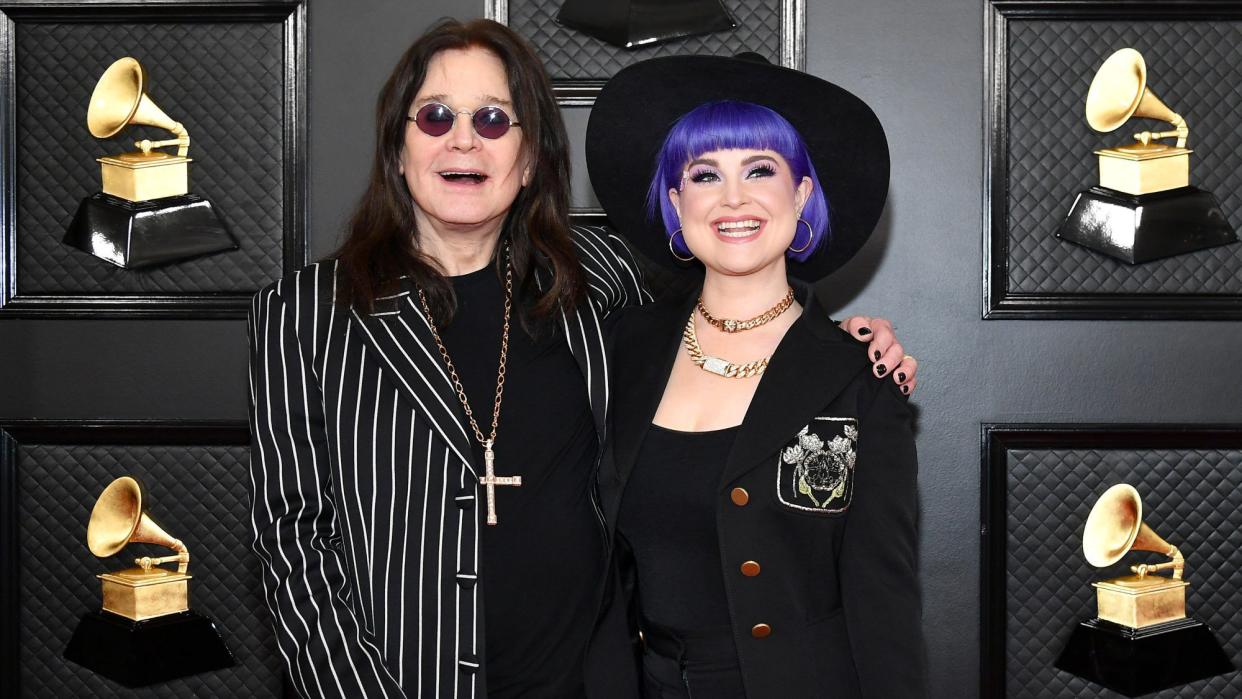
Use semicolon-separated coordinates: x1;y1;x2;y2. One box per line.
247;225;652;699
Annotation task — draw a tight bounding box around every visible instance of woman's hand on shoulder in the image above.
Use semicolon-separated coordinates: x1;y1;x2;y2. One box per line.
838;316;917;396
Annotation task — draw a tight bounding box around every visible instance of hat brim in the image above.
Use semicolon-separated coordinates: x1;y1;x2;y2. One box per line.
586;55;889;282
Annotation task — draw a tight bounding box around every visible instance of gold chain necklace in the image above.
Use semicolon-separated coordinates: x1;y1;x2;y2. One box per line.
696;287;794;333
416;245;521;525
682;314;770;379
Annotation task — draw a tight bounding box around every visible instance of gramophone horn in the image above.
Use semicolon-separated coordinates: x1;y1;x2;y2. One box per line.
1083;483;1180;574
86;476;183;561
1085;48;1182;133
86;57;180;139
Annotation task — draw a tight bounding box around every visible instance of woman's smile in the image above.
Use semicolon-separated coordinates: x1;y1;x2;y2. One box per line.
712;216;766;243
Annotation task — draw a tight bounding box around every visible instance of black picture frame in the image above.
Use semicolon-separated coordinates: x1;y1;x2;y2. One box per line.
979;422;1242;698
487;0;805;106
0;0;307;319
0;419;297;698
983;1;1242;320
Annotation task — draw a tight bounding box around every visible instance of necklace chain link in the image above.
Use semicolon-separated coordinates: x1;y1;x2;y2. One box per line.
416;246;513;447
682;314;770;379
696;287;795;333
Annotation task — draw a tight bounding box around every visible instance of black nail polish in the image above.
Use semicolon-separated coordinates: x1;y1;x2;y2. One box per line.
874;350;882;361
876;364;887;376
898;372;906;382
858;327;872;336
901;385;909;394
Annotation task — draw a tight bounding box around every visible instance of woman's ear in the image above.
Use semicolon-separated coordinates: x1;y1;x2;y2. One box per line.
795;175;813;215
668;188;681;220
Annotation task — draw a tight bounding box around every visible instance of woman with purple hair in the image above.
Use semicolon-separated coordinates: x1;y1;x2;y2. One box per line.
587;56;925;698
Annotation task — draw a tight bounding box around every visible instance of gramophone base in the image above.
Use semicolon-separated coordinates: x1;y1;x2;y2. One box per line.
1093;575;1188;629
63;192;238;269
64;609;234;687
99;568;190;621
1056;186;1237;264
1054;617;1234;697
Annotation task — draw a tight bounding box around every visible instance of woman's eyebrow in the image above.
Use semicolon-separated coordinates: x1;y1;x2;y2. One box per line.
741;154;777;166
687;157;718;168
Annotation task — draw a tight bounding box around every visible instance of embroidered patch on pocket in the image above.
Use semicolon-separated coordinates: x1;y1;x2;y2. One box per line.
776;417;858;513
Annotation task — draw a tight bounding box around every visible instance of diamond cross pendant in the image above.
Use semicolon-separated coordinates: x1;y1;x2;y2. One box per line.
478;439;521;525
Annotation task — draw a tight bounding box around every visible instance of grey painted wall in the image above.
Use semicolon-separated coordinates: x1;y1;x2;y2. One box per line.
4;1;1241;697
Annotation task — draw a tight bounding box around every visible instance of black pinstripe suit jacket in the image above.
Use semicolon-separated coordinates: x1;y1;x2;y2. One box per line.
247;226;652;699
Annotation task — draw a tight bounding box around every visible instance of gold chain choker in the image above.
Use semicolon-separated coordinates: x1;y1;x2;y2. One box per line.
696;287;794;333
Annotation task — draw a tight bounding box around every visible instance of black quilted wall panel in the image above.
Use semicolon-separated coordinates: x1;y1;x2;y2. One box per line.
15;442;282;698
14;20;286;295
1005;447;1242;698
1005;20;1242;295
509;0;782;79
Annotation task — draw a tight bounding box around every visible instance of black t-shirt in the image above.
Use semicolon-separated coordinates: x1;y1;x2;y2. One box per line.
439;265;603;698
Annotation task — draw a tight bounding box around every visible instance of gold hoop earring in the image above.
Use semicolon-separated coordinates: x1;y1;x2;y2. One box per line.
788;218;814;254
668;229;695;262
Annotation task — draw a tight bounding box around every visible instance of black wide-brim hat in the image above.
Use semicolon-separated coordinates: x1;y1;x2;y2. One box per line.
586;54;889;281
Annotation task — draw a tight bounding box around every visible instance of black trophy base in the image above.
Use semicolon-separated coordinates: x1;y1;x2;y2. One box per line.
64;192;238;269
1056;186;1237;264
64;609;234;687
1055;617;1234;697
556;0;736;49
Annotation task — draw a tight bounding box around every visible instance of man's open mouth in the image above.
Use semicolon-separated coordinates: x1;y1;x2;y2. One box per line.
438;170;488;184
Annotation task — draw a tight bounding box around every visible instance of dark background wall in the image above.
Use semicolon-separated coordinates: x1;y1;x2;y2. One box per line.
4;1;1241;697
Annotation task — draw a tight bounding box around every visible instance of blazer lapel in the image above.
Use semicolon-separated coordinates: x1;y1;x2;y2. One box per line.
719;283;868;488
350;292;477;477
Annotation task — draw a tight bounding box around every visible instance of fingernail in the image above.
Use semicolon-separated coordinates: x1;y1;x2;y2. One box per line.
898;372;906;382
876;364;887;376
902;385;909;394
857;327;872;336
874;350;882;361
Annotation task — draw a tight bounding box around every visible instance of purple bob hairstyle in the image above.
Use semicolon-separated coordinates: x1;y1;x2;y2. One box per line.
646;100;831;262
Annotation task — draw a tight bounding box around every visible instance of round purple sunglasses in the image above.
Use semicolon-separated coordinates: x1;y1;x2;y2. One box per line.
407;102;521;140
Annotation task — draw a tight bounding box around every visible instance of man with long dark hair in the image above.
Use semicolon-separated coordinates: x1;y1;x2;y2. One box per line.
247;19;916;699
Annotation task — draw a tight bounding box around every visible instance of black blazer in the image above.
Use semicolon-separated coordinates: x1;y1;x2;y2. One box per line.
247;225;650;699
597;281;926;698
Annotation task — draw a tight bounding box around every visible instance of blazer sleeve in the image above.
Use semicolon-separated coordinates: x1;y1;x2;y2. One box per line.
247;285;408;699
840;382;927;698
571;224;655;312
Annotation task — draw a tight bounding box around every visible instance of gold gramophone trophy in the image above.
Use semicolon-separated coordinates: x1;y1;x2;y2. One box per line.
63;476;233;687
62;57;237;269
1056;48;1237;264
1055;484;1233;696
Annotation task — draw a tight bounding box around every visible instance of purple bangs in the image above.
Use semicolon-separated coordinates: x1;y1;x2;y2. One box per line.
646;100;830;262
